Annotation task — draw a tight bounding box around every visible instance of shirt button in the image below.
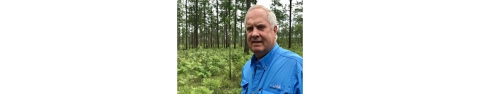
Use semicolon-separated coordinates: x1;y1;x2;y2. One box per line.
258;88;262;91
264;66;266;69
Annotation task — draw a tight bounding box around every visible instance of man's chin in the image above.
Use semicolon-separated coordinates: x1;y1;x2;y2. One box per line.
251;47;264;53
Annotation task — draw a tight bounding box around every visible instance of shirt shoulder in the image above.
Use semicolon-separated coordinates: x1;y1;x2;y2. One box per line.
274;48;303;67
268;47;303;77
241;59;252;73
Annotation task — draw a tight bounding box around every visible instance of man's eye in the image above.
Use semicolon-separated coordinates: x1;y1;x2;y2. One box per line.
246;27;253;32
257;26;265;30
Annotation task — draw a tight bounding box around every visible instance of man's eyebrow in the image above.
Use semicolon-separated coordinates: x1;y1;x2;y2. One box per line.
255;23;267;27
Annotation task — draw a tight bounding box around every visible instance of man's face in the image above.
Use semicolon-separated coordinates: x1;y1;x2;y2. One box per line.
245;8;277;56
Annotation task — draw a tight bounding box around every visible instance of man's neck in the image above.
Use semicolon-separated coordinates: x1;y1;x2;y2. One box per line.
255;53;266;60
254;48;273;60
254;43;277;60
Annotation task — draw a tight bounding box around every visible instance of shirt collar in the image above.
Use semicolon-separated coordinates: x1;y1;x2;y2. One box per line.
250;43;280;68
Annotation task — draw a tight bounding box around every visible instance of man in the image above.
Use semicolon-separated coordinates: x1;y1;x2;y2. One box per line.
240;5;303;94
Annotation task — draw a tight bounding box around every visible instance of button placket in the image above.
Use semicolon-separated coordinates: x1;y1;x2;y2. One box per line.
252;62;264;94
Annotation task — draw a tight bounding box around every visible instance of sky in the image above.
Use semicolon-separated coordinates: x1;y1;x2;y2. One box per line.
255;0;303;30
257;0;295;8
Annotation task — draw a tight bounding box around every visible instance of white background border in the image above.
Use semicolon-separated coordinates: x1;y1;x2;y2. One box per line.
1;0;480;94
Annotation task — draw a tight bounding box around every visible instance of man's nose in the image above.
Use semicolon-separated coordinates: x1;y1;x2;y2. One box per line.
251;28;260;38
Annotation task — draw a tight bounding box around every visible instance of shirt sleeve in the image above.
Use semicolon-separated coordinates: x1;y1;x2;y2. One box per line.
282;57;303;94
240;61;250;94
291;57;303;94
294;70;303;94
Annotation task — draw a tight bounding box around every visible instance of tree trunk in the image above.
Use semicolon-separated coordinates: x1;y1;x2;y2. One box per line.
240;19;243;47
194;0;198;49
224;2;228;48
224;16;227;48
185;0;188;50
244;0;250;54
203;2;207;48
233;0;237;49
288;0;292;48
227;0;230;48
216;0;220;48
210;11;214;48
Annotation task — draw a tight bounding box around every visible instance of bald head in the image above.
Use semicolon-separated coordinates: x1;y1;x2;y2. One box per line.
245;5;277;30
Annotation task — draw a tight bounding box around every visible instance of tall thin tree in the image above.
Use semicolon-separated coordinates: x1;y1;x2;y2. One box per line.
185;0;188;50
194;0;199;48
243;0;251;54
233;0;237;49
216;0;220;48
203;0;207;48
288;0;292;48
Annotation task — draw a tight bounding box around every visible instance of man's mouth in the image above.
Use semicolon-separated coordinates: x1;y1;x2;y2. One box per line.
252;41;262;43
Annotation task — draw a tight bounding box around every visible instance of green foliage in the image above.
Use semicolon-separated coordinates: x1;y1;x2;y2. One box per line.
178;45;302;94
190;86;213;94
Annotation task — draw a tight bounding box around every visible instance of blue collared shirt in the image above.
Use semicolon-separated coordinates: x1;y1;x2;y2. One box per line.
241;43;303;94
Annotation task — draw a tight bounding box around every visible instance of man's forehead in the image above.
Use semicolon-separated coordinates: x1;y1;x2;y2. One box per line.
246;9;268;25
246;8;267;17
245;18;268;25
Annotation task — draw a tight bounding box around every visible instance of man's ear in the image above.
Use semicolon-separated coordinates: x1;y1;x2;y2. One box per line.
273;25;278;34
273;25;278;39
